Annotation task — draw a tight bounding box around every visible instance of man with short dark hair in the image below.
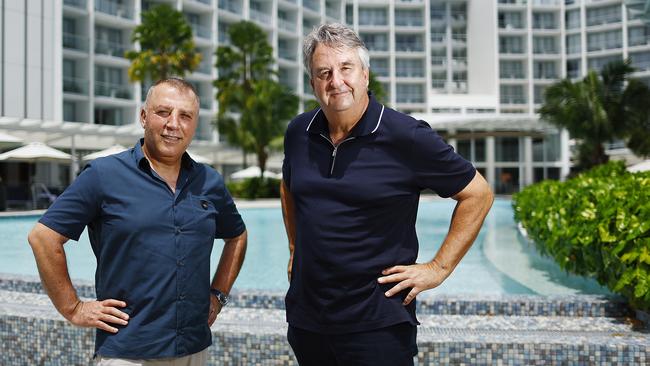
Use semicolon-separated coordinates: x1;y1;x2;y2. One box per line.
281;24;494;365
28;78;247;365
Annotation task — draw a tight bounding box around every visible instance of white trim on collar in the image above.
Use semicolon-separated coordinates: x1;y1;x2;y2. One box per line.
371;105;385;134
305;109;322;131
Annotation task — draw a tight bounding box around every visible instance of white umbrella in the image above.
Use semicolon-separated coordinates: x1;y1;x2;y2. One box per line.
0;131;22;148
82;144;128;161
0;142;71;162
230;166;280;180
187;150;212;165
628;160;650;173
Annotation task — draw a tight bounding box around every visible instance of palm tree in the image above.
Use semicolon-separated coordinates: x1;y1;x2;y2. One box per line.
539;60;650;170
214;21;298;177
125;4;202;82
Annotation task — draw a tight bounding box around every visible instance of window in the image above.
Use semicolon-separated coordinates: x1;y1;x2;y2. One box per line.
534;85;548;104
499;11;524;29
495;137;520;162
566;59;581;78
360;33;388;51
370;58;389;77
500;60;525;79
395;9;422;27
359;8;387;26
533;61;557;79
500;85;526;104
566;9;580;29
587;30;622;52
500;36;525;54
566;34;581;54
396;84;424;103
532;12;556;29
345;4;353;25
533;36;558;54
396;59;424;77
630;51;650;71
586;5;621;26
63;102;76;122
395;34;423;52
588;55;622;71
628;26;650;47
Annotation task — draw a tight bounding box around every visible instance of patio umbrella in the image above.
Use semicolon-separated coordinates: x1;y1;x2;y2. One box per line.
0;131;22;148
628;160;650;173
0;142;71;162
230;166;280;180
82;145;128;161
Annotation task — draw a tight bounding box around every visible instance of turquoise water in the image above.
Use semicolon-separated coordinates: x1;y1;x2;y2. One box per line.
0;199;610;295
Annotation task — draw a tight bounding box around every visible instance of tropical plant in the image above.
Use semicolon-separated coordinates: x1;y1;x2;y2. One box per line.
513;161;650;310
214;21;298;177
539;60;650;170
125;4;202;82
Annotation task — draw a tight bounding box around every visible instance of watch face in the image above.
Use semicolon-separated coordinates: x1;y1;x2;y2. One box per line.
211;289;229;306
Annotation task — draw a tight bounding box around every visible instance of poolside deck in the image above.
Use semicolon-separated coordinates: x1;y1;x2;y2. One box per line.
1;275;648;365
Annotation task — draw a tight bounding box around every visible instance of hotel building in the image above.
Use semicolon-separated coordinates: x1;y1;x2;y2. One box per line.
0;0;648;200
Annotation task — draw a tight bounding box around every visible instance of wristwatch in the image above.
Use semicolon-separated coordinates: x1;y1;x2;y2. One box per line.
210;288;230;306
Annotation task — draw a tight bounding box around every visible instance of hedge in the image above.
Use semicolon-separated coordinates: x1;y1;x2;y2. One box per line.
226;177;281;199
512;161;650;310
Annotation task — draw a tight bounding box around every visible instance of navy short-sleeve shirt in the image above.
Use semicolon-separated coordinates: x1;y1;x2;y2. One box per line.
282;94;475;334
39;139;245;358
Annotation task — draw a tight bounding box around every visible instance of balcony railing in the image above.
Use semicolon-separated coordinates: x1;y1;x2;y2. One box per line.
95;39;129;57
501;95;526;104
63;32;89;52
396;68;425;78
431;56;446;65
629;35;650;47
372;67;389;77
395;17;423;27
63;76;89;94
431;33;446;43
432;79;446;88
500;71;525;79
95;81;133;99
395;43;424;52
396;94;424;103
366;42;389;52
64;0;86;9
94;0;133;19
218;0;242;14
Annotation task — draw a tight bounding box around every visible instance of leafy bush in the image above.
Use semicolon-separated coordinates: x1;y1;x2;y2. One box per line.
226;177;281;199
513;161;650;310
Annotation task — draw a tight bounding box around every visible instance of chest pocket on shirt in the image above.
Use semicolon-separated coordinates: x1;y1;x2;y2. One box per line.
186;194;218;240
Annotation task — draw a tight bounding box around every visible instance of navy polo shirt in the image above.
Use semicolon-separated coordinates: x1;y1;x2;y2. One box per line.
39;139;245;358
282;94;476;334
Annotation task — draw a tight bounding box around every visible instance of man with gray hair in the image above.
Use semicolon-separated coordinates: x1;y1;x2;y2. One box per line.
281;23;493;365
28;78;247;365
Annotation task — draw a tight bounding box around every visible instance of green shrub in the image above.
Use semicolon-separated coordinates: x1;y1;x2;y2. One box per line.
226;177;281;199
513;161;650;310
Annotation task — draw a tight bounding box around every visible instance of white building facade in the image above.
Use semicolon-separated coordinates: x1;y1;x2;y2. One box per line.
1;0;649;196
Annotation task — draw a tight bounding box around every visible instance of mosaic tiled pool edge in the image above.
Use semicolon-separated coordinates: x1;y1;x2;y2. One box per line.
2;275;649;365
0;273;634;317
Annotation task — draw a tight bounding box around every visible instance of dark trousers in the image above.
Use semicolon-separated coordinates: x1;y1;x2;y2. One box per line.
287;322;417;366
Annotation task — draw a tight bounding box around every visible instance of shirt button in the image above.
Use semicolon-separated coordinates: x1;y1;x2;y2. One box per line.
179;294;185;300
177;329;184;335
177;260;184;267
175;227;181;234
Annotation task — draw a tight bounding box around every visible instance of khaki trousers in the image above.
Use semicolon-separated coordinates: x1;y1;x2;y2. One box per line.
96;348;208;366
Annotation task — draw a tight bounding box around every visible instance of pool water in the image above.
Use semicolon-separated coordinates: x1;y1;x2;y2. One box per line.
0;199;610;296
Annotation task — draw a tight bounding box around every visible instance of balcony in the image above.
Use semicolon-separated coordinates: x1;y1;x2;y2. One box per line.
431;79;446;89
63;0;86;9
452;33;467;45
63;33;89;52
250;9;272;25
396;93;424;104
95;39;129;58
94;0;133;19
628;33;650;47
63;76;89;95
501;95;526;104
396;68;424;78
366;42;388;52
218;0;242;15
304;0;320;13
395;40;424;52
278;18;296;32
95;81;133;99
197;61;212;75
191;23;212;40
279;47;297;61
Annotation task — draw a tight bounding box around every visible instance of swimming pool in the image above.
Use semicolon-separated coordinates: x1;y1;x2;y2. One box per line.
0;198;610;296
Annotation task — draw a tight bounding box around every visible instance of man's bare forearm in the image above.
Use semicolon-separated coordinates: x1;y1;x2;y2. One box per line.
28;223;81;320
431;172;494;276
211;230;248;294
